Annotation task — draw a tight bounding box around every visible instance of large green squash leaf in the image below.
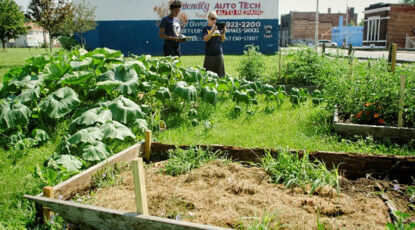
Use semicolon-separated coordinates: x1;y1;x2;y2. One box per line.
67;127;103;145
97;66;140;95
8;75;43;90
155;87;171;101
59;71;94;85
201;87;218;105
109;96;145;124
133;119;149;133
70;58;93;70
82;141;111;162
71;108;113;127
54;155;83;172
184;68;202;83
0;100;31;129
125;60;148;76
173;81;197;102
41;62;68;82
39;87;80;119
100;120;135;140
32;128;50;142
15;87;41;102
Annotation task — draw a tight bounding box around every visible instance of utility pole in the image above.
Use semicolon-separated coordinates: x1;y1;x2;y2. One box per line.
345;0;349;46
315;0;319;51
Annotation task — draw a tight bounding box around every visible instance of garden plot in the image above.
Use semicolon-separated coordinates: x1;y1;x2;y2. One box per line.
25;141;415;230
91;161;406;229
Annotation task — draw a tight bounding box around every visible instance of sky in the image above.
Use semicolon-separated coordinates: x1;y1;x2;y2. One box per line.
15;0;402;21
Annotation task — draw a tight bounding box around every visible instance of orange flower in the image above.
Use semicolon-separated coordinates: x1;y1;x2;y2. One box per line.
378;119;385;124
365;102;371;107
377;106;381;110
374;113;380;119
356;111;363;119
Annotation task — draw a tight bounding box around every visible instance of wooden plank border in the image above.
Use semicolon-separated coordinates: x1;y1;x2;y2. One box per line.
150;142;415;183
333;110;415;143
52;142;143;200
24;195;228;230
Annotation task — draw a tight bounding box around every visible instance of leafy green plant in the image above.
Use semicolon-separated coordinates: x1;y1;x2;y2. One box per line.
290;88;308;106
237;45;266;81
260;150;340;194
235;211;281;230
162;147;224;176
385;211;415;230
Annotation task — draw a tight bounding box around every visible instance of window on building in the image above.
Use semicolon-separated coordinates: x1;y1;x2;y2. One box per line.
366;16;381;42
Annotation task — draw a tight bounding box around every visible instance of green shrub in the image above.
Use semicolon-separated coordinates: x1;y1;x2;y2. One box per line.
260;150;340;194
59;36;80;50
237;45;266;81
278;48;343;87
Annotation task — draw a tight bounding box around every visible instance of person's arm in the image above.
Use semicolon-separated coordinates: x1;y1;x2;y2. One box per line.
220;27;226;43
203;25;218;42
159;27;181;42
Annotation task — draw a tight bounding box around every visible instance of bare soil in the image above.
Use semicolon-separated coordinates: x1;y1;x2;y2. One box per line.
88;161;414;229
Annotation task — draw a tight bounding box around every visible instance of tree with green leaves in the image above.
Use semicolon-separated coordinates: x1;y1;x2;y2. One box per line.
26;0;74;52
401;0;415;5
0;0;27;50
70;0;97;47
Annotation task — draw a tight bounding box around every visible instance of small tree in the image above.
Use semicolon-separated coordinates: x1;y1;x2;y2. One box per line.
26;0;74;52
0;0;27;50
401;0;415;5
69;0;97;47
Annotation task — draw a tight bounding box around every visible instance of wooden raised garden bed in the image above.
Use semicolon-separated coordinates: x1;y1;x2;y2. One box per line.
25;137;415;229
334;111;415;143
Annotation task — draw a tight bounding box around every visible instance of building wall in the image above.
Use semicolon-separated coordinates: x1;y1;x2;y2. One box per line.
77;0;279;55
332;26;363;47
284;11;357;46
388;5;415;48
363;4;415;48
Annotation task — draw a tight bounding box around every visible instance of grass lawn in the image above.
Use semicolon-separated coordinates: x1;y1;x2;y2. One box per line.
0;48;413;229
0;48;58;84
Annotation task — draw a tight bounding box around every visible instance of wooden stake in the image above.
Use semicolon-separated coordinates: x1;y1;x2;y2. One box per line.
278;49;282;78
145;130;152;161
132;158;148;215
42;186;54;220
348;44;353;57
322;42;326;55
398;75;406;127
390;43;397;72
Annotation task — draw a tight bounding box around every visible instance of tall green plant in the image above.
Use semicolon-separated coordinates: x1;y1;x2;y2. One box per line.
237;45;266;81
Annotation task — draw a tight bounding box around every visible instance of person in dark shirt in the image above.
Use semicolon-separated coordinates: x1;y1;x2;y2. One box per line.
202;11;226;77
158;0;186;57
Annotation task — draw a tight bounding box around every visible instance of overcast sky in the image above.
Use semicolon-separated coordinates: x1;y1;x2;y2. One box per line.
15;0;402;21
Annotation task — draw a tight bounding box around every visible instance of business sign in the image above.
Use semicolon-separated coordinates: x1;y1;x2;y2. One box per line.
77;0;279;55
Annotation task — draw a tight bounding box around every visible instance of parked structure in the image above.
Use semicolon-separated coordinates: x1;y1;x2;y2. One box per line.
331;16;363;47
0;22;50;48
280;8;357;47
363;3;415;48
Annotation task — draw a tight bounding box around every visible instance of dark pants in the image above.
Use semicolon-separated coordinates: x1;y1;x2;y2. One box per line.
203;54;225;77
164;42;181;57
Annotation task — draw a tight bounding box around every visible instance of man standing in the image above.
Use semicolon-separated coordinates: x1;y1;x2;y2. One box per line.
158;0;186;57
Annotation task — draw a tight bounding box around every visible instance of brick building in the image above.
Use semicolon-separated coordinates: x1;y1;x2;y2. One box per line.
280;8;357;47
363;3;415;48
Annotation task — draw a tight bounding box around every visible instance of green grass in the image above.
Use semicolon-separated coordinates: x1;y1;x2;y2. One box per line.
260;150;339;194
0;48;57;84
156;97;415;156
162;147;224;176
